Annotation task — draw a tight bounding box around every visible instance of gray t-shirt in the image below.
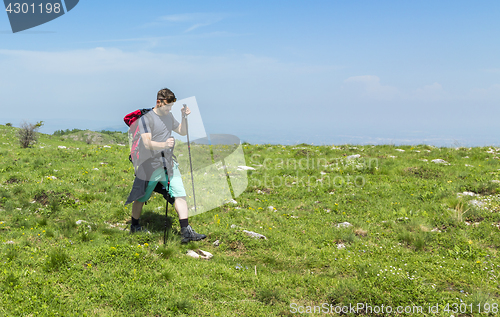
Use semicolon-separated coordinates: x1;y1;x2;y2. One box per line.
138;110;179;171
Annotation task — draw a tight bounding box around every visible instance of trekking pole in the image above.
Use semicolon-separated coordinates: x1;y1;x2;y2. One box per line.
162;137;175;244
183;104;197;214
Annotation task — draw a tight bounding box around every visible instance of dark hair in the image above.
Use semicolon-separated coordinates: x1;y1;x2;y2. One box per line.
157;88;176;103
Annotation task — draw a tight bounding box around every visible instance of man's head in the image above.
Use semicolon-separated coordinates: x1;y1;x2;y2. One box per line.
157;88;176;104
155;88;176;115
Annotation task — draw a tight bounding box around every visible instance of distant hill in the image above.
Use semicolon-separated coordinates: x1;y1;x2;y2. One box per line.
57;129;128;145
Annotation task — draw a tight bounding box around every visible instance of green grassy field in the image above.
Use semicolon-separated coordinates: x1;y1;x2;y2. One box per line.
1;124;499;316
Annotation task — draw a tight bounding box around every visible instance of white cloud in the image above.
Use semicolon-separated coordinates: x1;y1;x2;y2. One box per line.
3;47;498;138
79;31;244;51
468;84;500;100
0;48;330;78
417;82;443;92
141;12;226;32
185;23;213;33
412;82;450;101
0;47;341;132
342;75;399;100
159;13;219;23
0;48;160;74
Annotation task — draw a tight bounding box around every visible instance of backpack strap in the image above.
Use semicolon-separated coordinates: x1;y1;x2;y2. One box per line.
140;116;149;133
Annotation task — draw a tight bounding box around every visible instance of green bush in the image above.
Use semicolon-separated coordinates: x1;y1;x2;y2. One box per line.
18;121;43;148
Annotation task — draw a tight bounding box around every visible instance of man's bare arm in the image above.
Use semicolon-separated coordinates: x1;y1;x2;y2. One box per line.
173;117;187;136
141;133;171;150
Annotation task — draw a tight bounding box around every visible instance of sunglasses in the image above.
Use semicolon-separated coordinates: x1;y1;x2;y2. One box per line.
159;98;177;103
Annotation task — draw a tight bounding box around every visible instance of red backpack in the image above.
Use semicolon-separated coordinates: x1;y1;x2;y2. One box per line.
123;108;153;164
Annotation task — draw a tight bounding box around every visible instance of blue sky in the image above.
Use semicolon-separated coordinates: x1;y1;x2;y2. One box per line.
1;1;499;146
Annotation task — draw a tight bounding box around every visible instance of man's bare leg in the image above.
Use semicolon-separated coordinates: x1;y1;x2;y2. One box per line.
132;201;144;220
174;197;188;220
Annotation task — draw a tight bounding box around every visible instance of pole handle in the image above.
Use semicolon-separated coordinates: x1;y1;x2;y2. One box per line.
182;104;187;119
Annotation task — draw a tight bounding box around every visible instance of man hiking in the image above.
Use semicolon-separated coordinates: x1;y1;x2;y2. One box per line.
125;88;206;243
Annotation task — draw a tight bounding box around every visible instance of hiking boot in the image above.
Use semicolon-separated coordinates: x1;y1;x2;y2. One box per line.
181;225;206;243
130;224;150;234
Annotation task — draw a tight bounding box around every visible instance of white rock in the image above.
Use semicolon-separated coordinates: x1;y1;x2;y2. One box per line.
414;150;420;153
58;146;66;149
237;166;256;171
395;149;405;152
346;154;360;160
336;222;352;228
186;250;200;259
186;249;212;260
198;249;213;259
431;159;448;164
458;192;477;197
103;145;111;148
243;230;267;239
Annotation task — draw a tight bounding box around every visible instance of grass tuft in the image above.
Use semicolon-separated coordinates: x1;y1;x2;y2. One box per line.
257;288;282;305
44;247;70;272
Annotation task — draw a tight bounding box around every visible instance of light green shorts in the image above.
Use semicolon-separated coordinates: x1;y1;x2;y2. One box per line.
137;162;186;202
